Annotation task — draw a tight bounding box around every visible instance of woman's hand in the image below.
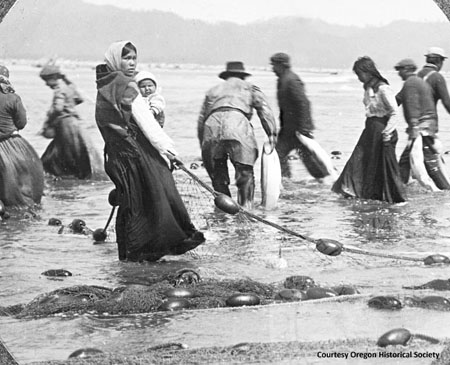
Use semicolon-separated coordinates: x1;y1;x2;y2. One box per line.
268;134;277;151
382;132;391;142
167;152;184;168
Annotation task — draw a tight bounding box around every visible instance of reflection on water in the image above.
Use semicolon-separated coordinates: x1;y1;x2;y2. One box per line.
1;67;450;362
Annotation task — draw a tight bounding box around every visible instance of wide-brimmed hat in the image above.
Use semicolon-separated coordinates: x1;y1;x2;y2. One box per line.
219;61;251;79
425;46;447;59
394;58;417;70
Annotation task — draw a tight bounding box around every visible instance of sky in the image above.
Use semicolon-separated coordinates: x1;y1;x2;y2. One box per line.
83;0;448;26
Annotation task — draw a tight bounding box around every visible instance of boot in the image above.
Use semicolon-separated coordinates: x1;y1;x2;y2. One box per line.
235;163;255;209
211;158;231;196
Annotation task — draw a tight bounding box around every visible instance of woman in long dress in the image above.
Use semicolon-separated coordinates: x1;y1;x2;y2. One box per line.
39;63;103;179
0;65;44;208
95;41;205;262
332;56;405;203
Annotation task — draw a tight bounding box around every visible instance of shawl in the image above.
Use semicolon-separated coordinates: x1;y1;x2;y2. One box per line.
0;76;14;94
104;40;134;72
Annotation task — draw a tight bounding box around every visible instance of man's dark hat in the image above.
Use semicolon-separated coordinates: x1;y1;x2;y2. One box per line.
270;52;290;66
39;59;62;79
394;58;417;70
219;61;251;79
0;65;9;78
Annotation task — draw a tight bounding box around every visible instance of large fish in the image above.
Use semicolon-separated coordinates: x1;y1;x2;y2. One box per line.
295;132;337;180
422;137;450;189
409;136;439;191
261;142;282;210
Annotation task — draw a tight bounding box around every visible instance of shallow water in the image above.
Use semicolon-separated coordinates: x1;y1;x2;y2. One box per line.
1;65;450;363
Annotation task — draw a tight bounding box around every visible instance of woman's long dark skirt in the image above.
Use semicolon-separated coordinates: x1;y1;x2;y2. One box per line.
332;117;405;203
104;133;205;262
0;135;44;207
41;116;104;179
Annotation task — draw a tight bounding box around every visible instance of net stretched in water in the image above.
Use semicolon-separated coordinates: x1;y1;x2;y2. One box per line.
173;168;282;261
2;271;449;364
24;338;450;365
1;270;449;319
0;277;277;318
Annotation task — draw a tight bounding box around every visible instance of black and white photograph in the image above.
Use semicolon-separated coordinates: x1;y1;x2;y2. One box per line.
0;0;450;363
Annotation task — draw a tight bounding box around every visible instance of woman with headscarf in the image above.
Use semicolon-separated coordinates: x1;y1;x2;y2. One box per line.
0;65;44;208
39;61;103;179
332;56;405;203
95;41;205;262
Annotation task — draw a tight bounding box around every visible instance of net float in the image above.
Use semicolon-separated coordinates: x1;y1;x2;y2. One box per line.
70;219;86;234
423;254;450;265
377;328;411;347
92;228;107;243
164;287;194;299
214;194;240;215
68;348;104;359
275;289;307;301
368;296;402;310
48;218;62;226
41;269;72;277
169;268;202;286
158;298;190;311
332;285;360;295
421;295;450;307
226;293;260;307
315;239;343;256
377;328;439;347
306;287;338;300
108;189;119;207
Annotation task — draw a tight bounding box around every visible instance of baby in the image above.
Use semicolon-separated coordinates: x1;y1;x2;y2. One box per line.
135;71;166;128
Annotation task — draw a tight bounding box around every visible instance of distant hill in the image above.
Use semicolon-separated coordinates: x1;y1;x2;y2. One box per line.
2;0;450;70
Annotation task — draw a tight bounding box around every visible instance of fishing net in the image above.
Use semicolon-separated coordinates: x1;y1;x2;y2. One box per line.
2;273;449;320
27;338;450;365
173;168;214;232
173;167;264;261
172;164;333;267
0;277;277;319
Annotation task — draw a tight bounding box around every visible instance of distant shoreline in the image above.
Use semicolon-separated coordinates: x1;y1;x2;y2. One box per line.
0;58;343;75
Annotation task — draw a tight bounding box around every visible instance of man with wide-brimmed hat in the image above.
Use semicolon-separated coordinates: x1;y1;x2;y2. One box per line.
270;52;334;180
197;61;277;208
395;57;450;190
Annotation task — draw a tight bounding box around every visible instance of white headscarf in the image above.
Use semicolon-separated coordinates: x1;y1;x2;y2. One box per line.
104;40;136;72
104;41;177;161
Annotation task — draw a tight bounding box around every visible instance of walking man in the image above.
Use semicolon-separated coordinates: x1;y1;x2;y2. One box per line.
270;52;334;180
417;47;450;122
197;61;277;209
395;58;450;190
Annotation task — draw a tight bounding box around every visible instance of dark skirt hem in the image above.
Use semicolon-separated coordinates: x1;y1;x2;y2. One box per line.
332;117;405;204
